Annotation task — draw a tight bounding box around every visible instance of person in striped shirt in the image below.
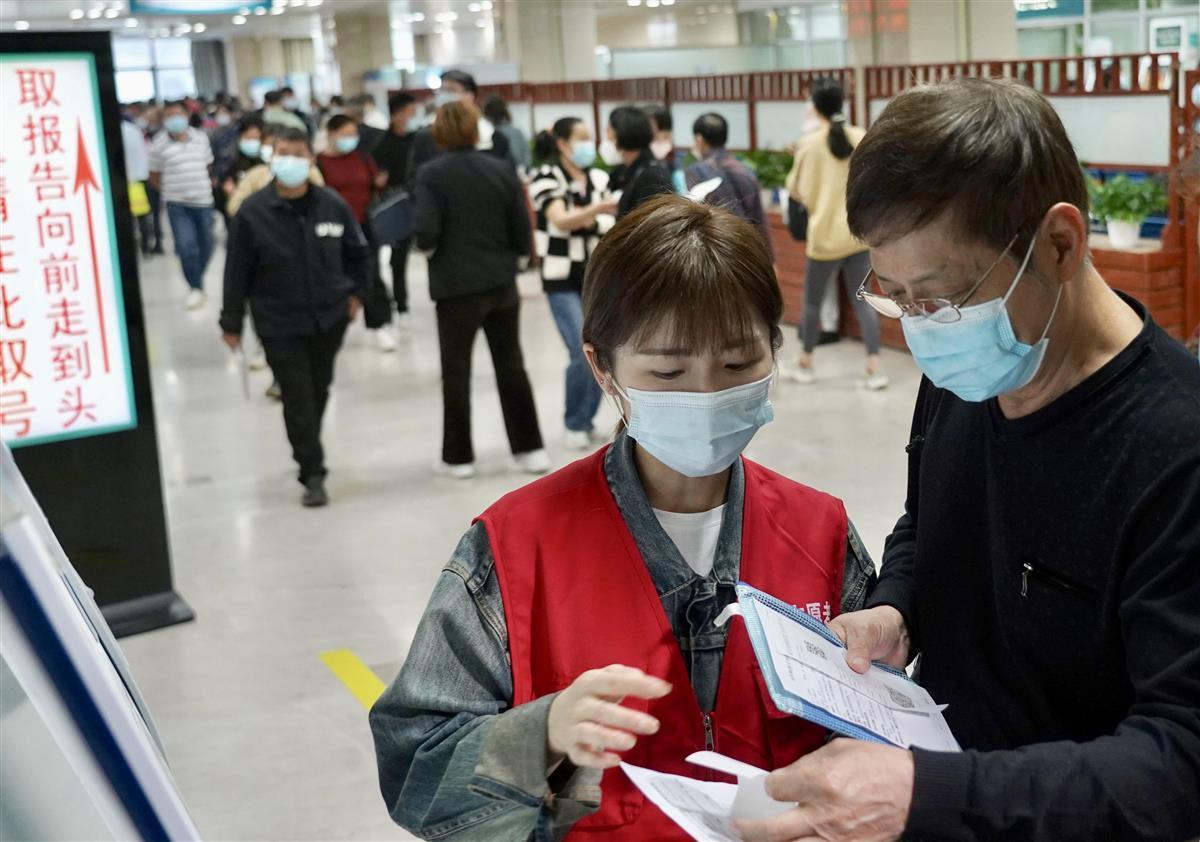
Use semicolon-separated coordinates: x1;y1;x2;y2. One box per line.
149;100;215;311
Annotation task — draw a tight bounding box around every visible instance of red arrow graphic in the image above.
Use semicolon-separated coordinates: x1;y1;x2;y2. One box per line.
73;120;111;374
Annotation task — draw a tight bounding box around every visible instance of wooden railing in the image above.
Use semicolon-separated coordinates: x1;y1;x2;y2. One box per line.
865;52;1179;100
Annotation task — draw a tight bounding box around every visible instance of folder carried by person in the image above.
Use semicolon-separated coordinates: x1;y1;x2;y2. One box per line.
717;582;961;752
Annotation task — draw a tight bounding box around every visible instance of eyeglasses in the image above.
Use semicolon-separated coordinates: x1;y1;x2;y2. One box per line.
855;234;1020;325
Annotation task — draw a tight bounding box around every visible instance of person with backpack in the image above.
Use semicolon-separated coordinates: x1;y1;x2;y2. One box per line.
684;112;773;258
317;114;396;352
784;78;888;390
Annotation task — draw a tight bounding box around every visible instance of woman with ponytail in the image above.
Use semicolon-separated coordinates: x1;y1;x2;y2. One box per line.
785;78;888;390
529;117;619;450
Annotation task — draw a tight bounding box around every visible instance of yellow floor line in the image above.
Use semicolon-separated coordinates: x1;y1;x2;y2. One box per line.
320;649;386;710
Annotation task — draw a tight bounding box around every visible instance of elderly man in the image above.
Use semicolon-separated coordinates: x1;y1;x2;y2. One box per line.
739;78;1200;842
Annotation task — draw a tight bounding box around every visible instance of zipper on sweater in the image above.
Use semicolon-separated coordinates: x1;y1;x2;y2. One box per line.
1021;561;1086;597
703;713;715;752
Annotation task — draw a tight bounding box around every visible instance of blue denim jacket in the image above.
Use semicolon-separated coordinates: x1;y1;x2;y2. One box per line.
370;433;876;840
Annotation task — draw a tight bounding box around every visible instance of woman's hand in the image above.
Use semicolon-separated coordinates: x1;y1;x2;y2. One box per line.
592;197;619;217
547;665;671;770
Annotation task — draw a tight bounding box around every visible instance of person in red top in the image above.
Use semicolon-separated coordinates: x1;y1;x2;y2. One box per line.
369;196;878;840
317;114;395;350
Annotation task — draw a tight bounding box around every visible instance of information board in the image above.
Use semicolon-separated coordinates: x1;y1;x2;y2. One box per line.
0;54;136;448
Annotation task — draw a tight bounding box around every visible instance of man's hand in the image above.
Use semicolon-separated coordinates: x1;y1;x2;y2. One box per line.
347;296;362;321
547;665;671;770
735;740;913;842
222;332;241;351
374;171;389;190
827;605;910;674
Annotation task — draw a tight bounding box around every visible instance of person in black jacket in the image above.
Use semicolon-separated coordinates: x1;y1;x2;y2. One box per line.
220;129;370;508
738;78;1200;842
414;100;547;480
407;69;511;186
602;106;675;219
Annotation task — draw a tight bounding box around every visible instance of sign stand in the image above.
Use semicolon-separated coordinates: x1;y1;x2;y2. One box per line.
0;32;193;637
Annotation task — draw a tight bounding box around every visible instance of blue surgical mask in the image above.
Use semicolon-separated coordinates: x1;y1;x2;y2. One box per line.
571;140;597;169
271;155;310;188
335;135;360;154
239;138;262;158
901;234;1062;402
164;115;189;135
612;372;775;477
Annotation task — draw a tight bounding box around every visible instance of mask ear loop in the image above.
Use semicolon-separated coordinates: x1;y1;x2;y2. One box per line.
1001;232;1040;306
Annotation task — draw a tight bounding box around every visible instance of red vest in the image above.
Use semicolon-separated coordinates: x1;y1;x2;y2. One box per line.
477;447;848;840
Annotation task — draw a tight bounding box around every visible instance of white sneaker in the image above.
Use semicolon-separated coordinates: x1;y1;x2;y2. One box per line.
432;460;476;480
563;430;594;452
395;312;414;333
784;363;816;384
247;348;267;371
862;371;890;391
375;329;397;353
513;449;552;475
185;289;207;311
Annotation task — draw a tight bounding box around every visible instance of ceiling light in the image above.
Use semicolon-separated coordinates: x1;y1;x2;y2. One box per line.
176;22;192;33
481;0;492;8
270;5;284;13
306;0;322;6
409;12;424;21
661;0;675;4
193;21;205;31
104;7;119;17
255;6;267;13
468;2;481;10
627;0;642;5
289;0;305;6
124;16;138;26
87;7;102;18
14;19;30;29
435;11;458;21
647;0;659;6
232;14;247;24
69;8;85;19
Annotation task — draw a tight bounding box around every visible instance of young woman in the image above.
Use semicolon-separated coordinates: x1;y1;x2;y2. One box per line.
371;195;877;840
530;117;619;450
216;116;264;219
318;114;395;351
785;78;888;390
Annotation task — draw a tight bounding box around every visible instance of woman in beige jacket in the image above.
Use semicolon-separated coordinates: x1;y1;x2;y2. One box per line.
785;79;887;390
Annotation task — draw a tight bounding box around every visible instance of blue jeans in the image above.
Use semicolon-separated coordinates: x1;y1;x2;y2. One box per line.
166;202;214;291
547;290;601;433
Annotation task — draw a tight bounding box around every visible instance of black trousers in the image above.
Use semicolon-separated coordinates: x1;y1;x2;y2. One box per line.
262;319;349;484
361;221;393;329
146;183;164;252
436;284;543;465
389;236;412;315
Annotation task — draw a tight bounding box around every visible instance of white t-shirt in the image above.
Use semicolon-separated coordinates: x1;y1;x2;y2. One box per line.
653;505;726;578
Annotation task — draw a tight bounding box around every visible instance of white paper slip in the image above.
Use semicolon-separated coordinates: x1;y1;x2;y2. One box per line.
622;754;793;842
687;176;724;202
721;587;961;752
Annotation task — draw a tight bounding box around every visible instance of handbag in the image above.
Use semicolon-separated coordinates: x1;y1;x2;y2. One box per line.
369;188;416;244
786;197;808;242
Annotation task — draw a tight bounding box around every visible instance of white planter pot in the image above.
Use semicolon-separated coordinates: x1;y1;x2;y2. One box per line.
1106;219;1142;250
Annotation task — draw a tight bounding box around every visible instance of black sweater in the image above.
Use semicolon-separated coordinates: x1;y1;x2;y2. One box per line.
869;294;1200;840
413;149;530;302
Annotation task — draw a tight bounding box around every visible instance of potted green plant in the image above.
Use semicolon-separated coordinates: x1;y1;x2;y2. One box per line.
1087;174;1167;250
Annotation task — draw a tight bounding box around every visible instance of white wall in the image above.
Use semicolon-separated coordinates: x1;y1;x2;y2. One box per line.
867;94;1170;167
532;102;597;141
672;101;751;149
755;100;809;150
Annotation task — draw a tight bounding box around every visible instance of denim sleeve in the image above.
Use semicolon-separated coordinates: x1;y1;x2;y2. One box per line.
840;520;878;615
369;523;601;841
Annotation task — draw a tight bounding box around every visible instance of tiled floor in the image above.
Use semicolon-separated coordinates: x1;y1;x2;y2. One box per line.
116;228;922;841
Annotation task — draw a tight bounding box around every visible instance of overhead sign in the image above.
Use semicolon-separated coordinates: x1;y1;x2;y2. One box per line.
0;54;135;448
1013;0;1084;19
130;0;271;13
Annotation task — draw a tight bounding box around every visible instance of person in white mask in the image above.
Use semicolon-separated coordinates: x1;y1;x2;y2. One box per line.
739;77;1200;842
407;68;512;184
369;195;878;840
